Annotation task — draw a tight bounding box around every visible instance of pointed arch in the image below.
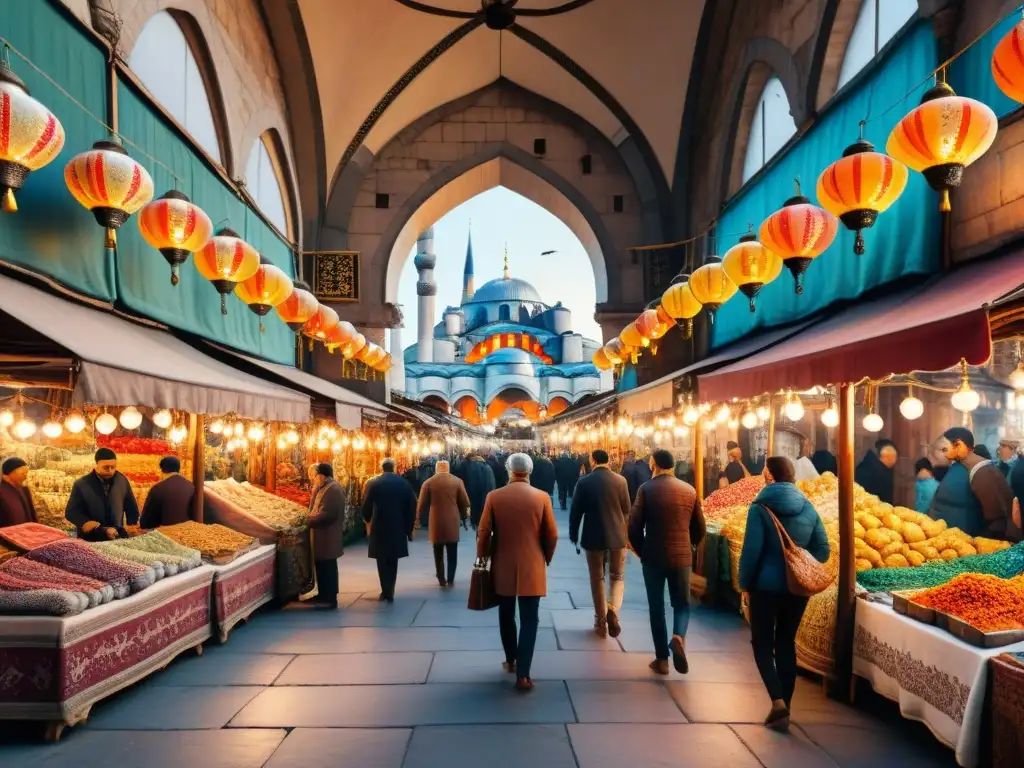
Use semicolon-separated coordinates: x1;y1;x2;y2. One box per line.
243;129;296;240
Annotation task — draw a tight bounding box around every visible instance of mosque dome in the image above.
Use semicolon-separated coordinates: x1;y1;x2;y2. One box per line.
466;277;543;305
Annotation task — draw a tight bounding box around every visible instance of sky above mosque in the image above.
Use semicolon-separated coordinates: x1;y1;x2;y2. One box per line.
395;187;603;348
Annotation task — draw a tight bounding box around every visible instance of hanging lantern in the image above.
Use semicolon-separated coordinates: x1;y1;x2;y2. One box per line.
635;308;666;341
194;228;261;314
620;321;648;348
94;412;117;435
342;332;367;360
816;138;908;255
375;352;393;372
721;232;783;312
655;304;674;332
64;137;154;248
994;19;1024;102
759;183;838;294
138;190;213;285
593;347;613;370
234;256;294;332
688;257;737;321
603;337;626;365
661;280;703;337
0;58;65;213
302;304;340;346
886;82;997;212
275;281;319;332
324;320;356;352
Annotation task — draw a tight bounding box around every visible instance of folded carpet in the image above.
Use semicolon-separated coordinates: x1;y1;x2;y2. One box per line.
1;557;113;606
0;587;88;616
90;542;170;579
115;531;202;570
26;540;155;597
0;522;69;552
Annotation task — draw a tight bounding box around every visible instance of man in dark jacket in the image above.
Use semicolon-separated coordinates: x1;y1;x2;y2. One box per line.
620;451;652;503
0;457;36;528
854;439;897;504
462;453;496;529
140;456;195;529
361;458;417;601
554;450;581;510
306;462;346;608
628;449;705;676
530;452;556;499
65;448;139;541
569;449;632;638
486;451;509;489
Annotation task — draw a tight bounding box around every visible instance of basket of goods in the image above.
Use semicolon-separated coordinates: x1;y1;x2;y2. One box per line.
795;584;839;677
157;521;258;564
275;526;314;603
907;573;1024;647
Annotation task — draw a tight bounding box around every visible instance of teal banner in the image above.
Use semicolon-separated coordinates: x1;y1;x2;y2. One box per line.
0;0;114;300
711;21;940;349
949;6;1022;120
114;81;297;365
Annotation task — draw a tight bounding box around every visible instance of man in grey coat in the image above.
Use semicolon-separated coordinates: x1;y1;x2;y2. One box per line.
569;449;632;638
306;462;346;609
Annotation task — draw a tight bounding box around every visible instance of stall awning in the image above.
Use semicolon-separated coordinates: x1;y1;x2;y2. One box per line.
211;347;390;429
0;275;311;423
698;253;1024;402
389;402;444;428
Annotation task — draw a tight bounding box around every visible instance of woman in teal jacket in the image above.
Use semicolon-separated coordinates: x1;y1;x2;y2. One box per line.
738;456;830;732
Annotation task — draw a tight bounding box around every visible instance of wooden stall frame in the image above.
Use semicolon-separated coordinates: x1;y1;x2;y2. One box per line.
831;382;856;700
191;413;204;523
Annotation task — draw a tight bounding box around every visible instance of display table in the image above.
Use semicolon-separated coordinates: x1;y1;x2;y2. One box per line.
0;565;215;740
210;544;276;642
853;597;1024;767
990;653;1024;768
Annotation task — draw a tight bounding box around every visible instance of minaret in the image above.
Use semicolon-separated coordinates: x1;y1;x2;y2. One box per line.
503;243;510;279
461;221;475;304
414;228;436;363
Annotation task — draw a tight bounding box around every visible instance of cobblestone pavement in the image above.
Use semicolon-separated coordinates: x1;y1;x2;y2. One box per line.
0;503;958;767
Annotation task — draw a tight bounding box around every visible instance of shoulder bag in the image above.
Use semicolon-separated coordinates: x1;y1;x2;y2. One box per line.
760;503;831;596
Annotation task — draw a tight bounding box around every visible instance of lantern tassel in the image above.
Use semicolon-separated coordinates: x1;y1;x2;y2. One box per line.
171;264;180;286
2;188;17;213
939;189;951;213
105;228;116;249
795;274;805;295
682;318;693;339
749;296;756;313
259;317;265;333
220;294;228;315
854;229;865;256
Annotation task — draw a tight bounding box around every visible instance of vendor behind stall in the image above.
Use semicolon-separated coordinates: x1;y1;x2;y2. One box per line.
931;427;1018;541
854;439;897;504
140;456;195;528
996;440;1017;479
65;448;139;541
718;442;750;489
0;457;36;527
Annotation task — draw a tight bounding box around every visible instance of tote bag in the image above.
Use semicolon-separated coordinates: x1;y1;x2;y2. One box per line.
761;504;832;596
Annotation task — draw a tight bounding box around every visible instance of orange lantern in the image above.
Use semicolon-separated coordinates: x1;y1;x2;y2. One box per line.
759;187;838;294
592;347;613;371
375;352;393;372
275;281;319;332
234;256;294;332
603;338;626;365
636;308;667;341
816;139;908;254
64;137;154;248
620;321;648;349
342;332;366;360
993;20;1024;102
302;304;340;344
688;257;738;321
722;232;783;312
194;228;261;314
323;320;356;352
661;279;703;337
656;304;674;330
138;190;213;285
886;82;997;212
0;59;65;212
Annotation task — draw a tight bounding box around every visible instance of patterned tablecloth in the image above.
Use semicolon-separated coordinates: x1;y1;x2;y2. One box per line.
0;565;215;727
210;544;276;643
853;598;1024;768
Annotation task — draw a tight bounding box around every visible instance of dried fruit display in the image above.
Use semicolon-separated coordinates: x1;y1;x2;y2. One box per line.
114;531;202;569
911;573;1024;632
96;435;176;456
158;521;258;562
254;483;310;509
703;476;765;521
28;493;75;532
206;479;306;529
25;539;156;596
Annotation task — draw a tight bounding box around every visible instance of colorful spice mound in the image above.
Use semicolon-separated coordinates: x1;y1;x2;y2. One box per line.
911;573;1024;632
703;476;765;521
857;542;1024;593
0;557;113;607
26;540;156;597
158;521;257;562
89;542;169;580
0;588;88;616
114;531;202;570
0;522;69;552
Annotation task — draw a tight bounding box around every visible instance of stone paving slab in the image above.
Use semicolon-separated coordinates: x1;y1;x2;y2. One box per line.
230;682;577;728
84;685;264;730
667;681;771;723
263;728;412;768
403;725;577;768
149;652;294;687
798;723;958;767
567;723;763;767
567;680;688;723
0;729;287;768
412;601;554;628
551;610;623;651
428;650;675;683
254;598;427;628
729;724;841;768
274;652;434;685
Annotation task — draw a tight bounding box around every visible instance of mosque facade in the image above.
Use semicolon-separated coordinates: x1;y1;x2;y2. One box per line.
400;228;612;424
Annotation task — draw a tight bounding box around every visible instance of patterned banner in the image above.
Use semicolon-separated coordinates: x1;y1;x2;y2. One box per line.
313;252;360;301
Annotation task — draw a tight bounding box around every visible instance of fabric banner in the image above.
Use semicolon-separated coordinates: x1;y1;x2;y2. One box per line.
0;0;115;300
113;80;298;365
711;21;940;349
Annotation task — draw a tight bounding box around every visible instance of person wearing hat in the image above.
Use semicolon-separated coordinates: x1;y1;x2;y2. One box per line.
0;457;37;528
305;462;346;608
996;440;1018;479
64;448;139;541
140;456;195;529
932;427;1017;541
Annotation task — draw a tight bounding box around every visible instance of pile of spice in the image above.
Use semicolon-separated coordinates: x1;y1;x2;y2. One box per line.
703;476;765;521
857;542;1024;593
158;521;257;562
910;573;1024;632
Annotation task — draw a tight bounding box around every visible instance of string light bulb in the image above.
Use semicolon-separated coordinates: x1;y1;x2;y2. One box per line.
152;409;173;429
951;359;980;413
13;417;36;440
784;393;805;421
247;424;265;441
119;406;143;430
277;436;288;450
1009;361;1024;391
863;412;884;433
899;386;924;420
740;409;758;430
756;403;770;421
715;404;731;424
64;410;86;434
94;412;117;435
210;419;224;434
821;406;839;428
286;429;300;445
0;409;13;427
42;419;63;439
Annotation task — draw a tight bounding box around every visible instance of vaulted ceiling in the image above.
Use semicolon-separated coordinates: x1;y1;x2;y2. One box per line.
297;0;706;191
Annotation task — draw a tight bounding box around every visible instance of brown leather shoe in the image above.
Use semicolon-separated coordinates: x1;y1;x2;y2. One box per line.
606;609;621;638
515;677;534;692
649;659;670;675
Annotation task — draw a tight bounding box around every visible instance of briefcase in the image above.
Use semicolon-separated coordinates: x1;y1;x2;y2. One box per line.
467;559;497;611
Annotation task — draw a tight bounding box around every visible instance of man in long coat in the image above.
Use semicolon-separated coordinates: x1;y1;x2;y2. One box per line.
362;458;417;602
462;452;496;529
306;462;347;608
417;460;470;587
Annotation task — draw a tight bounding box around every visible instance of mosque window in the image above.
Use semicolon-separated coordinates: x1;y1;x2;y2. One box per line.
128;11;226;164
533;138;547;156
507;333;516;347
243;132;291;238
499;304;511;322
612;195;624;213
375;193;390;209
741;76;797;183
581;154;592;175
837;0;917;90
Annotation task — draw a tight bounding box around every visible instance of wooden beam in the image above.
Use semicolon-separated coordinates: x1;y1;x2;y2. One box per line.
831;382;856;700
191;413;205;523
266;423;278;493
767;394;776;454
694;415;704;500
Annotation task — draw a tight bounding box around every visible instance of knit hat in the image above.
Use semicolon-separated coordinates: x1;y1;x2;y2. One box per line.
94;447;117;462
1;457;27;475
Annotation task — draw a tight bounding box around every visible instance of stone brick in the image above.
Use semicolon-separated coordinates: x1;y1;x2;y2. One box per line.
353;190;377;208
348;207;393;236
951;214;991;253
463;123;487;142
984;193;1024;242
475;89;501;107
462;107;493;122
1000;136;1024;205
485;123;507;142
417;143;461;162
441;123;464;143
506;108;526;123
